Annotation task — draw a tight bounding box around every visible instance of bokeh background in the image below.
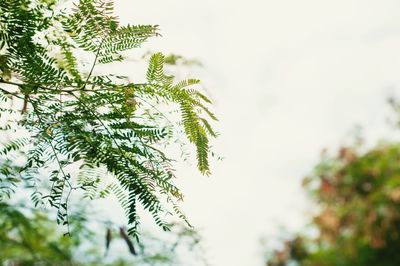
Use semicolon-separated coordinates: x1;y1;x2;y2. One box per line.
112;1;400;265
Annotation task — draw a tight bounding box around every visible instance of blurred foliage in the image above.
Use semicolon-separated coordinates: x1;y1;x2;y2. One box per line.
0;202;80;265
0;200;208;266
266;141;400;266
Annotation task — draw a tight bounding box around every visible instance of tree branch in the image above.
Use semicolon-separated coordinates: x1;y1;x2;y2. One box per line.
0;86;24;99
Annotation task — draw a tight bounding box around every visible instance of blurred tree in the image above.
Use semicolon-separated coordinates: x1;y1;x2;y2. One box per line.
0;0;217;240
265;140;400;266
0;202;81;265
0;200;208;266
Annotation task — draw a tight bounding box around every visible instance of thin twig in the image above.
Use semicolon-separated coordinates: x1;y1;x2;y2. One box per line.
28;96;74;234
0;86;24;99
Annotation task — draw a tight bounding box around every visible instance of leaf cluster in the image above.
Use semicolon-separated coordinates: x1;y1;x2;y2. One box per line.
0;0;217;239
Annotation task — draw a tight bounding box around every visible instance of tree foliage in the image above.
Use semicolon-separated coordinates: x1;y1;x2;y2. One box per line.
266;140;400;266
0;202;207;266
0;0;217;239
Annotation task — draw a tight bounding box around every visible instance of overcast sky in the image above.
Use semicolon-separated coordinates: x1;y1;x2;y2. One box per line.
112;1;400;265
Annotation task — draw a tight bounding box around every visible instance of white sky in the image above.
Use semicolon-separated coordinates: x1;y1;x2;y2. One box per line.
112;1;400;265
